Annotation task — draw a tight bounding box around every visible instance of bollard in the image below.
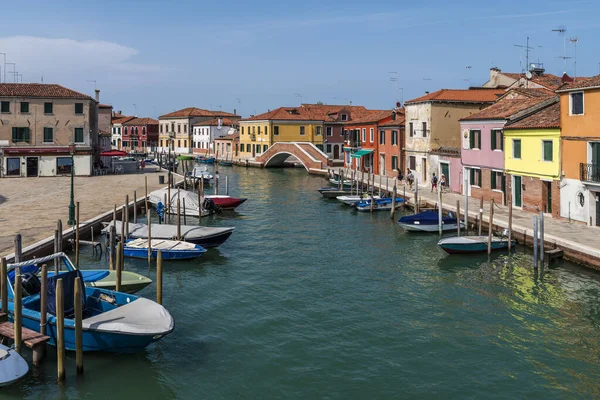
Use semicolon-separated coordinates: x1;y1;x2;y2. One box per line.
116;242;123;292
147;209;152;264
40;264;48;335
14;268;22;354
56;278;65;382
74;277;83;374
0;258;6;314
456;200;461;237
76;202;80;268
487;198;495;255
157;250;163;305
508;201;513;252
14;234;22;263
133;190;137;223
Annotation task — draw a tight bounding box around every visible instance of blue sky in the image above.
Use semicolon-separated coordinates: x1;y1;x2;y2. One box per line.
1;0;599;118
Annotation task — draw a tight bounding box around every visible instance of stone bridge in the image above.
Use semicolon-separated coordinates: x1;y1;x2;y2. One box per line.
255;142;329;171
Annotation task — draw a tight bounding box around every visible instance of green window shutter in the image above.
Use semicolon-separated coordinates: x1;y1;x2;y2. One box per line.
469;169;474;185
12;127;17;142
477;131;482;149
500;131;504;151
469;131;475;148
491;170;496;189
491;130;496;150
544;141;553;161
514;140;521;158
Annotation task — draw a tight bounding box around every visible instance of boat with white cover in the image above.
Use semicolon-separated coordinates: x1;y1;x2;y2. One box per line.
0;343;28;387
124;238;207;260
336;194;381;206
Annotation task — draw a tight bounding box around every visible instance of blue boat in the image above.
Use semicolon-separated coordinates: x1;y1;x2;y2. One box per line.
5;253;174;353
123;238;207;260
438;236;515;254
218;160;233;166
354;198;404;212
197;157;215;164
398;210;465;232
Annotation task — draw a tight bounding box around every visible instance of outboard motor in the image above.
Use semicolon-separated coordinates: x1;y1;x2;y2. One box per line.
21;273;42;296
202;198;222;214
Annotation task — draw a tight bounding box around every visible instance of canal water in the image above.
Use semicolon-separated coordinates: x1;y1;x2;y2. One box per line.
5;166;600;399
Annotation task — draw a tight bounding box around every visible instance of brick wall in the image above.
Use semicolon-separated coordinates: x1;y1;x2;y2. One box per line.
505;174;561;218
470;167;505;205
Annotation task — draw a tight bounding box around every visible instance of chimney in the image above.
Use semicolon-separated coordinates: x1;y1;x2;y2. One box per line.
425;91;430;95
95;89;100;102
234;108;237;115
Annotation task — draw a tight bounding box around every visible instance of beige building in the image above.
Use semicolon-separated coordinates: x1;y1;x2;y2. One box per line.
404;88;504;185
0;83;98;177
158;107;240;154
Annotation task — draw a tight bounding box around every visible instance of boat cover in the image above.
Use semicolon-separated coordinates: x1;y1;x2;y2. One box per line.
103;221;234;241
82;298;174;335
399;210;455;224
47;270;86;318
126;238;202;251
0;344;29;387
80;270;111;282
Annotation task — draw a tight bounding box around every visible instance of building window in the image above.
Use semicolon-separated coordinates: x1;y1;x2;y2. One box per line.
422;122;427;137
469;168;482;187
513;139;521;159
184;140;187;148
263;145;268;152
392;130;398;146
184;125;187;133
142;126;146;135
362;128;366;143
44;102;53;114
326;126;332;136
392;155;398;170
12;127;30;143
177;125;181;133
6;158;20;176
409;122;413;137
491;170;503;190
0;101;9;113
542;140;553;161
370;128;374;143
20;102;29;113
469;130;481;149
300;126;305;135
257;126;261;135
177;139;181;147
57;157;73;175
160;124;163;133
74;103;84;115
570;92;584;115
326;144;332;153
379;130;385;145
273;126;279;135
160;139;163;147
171;123;175;132
491;129;503;151
75;128;84;143
241;126;244;135
316;126;322;136
43;127;53;143
409;156;416;170
265;126;268;135
341;114;348;121
246;144;251;152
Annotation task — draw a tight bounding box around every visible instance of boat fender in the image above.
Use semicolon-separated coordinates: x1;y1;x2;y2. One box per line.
99;293;117;304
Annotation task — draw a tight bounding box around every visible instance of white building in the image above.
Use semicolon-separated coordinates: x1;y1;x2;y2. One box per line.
111;114;134;150
193;118;237;154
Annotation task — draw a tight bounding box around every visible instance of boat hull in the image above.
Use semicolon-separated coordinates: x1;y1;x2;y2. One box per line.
124;247;206;260
398;222;464;232
318;188;352;198
206;196;247;210
438;237;515;254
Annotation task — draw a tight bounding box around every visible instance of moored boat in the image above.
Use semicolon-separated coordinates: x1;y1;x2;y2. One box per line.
6;253;174;352
204;195;247;210
188;166;213;184
328;178;353;187
336;194;381;206
398;210;465;232
124;238;207;260
355;198;404;212
0;344;28;387
438;236;515;254
48;269;152;294
317;187;353;198
196;156;215;164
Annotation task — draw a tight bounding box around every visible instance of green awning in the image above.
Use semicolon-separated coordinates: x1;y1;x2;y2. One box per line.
350;149;374;158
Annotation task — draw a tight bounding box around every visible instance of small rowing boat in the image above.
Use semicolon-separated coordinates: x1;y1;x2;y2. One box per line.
355;198;404;212
438;236;515;254
317;187;353;198
205;195;247;210
0;344;28;387
328;178;353;187
123;238;207;260
398;210;465;232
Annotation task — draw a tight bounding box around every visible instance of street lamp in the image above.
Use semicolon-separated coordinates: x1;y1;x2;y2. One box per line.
68;142;76;226
168;132;174;186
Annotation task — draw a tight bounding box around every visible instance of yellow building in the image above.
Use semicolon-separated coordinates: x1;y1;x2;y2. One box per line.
239;107;324;158
504;102;560;216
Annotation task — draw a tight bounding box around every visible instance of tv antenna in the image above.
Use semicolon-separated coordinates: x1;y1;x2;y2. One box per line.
465;65;472;87
389;72;404;104
513;37;533;74
86;80;97;90
552;26;568;73
569;37;579;79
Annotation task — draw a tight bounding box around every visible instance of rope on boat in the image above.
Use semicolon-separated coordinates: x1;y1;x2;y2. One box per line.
7;252;67;270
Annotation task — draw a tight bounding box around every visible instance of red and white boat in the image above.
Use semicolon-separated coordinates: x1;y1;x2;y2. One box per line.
205;195;247;210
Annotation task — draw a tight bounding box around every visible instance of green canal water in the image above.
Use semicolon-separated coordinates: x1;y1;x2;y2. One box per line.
5;166;600;399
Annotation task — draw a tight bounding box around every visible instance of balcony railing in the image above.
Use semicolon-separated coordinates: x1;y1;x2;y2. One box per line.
580;163;600;183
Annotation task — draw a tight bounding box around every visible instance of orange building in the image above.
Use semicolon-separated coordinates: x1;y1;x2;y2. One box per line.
556;75;600;225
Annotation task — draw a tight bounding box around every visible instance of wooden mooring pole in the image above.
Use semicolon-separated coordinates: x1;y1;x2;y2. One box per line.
0;258;6;314
456;200;461;237
478;196;483;236
74;277;83;374
540;212;545;267
487;198;494;255
14;234;22;263
133;190;137;223
197;183;202;225
54;229;60;273
177;199;182;240
145;176;149;217
157;250;163;305
116;242;123;292
183;199;187;225
390;184;397;220
533;216;539;269
147;209;152;264
508;201;513;252
40;264;47;336
109;226;116;270
124;195;129;237
14;268;22;354
56;278;65;382
76;202;80;268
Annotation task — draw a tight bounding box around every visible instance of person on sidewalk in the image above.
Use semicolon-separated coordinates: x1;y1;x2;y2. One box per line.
440;173;446;193
407;169;414;191
396;168;404;183
431;172;438;192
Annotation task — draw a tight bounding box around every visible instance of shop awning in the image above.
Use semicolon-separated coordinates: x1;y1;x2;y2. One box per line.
100;150;127;157
350;149;374;158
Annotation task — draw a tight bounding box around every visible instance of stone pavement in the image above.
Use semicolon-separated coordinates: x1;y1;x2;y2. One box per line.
335;168;600;269
0;169;169;257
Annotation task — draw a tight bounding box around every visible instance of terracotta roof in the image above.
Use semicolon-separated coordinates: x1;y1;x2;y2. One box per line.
98;103;113;109
243;106;325;121
430;147;461;157
500;72;564;90
379;112;405;127
461;95;557;121
300;104;372;121
504;103;560;130
215;132;239;141
405;89;505;105
556;74;600;92
193;118;238;127
122;117;159;126
499;87;556;99
113;116;136;125
159;107;240;119
344;110;394;125
0;83;95;100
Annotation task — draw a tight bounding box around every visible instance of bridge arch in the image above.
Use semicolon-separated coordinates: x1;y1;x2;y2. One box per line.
264;152;309;170
255;142;329;171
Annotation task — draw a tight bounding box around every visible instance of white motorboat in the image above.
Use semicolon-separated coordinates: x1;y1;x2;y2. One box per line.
336;194;381;206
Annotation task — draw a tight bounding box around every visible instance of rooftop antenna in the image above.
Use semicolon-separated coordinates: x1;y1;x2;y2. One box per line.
569;37;579;79
513;37;533;74
389;71;403;104
86;80;97;90
423;77;432;93
465;65;472;87
294;93;303;104
133;104;137;116
552;26;568;73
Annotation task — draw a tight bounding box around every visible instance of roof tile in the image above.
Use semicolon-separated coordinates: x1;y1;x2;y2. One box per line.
405;89;505;105
504;103;561;129
0;83;94;100
159;107;240;119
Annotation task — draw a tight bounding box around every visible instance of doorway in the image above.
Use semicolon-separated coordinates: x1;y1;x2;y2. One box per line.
422;158;427;182
333;145;340;160
380;154;386;175
596;193;600;226
441;162;450;187
513;175;522;207
26;157;38;177
544;181;552;214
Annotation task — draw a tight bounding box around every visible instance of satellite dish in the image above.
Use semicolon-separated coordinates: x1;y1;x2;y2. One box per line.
525;71;533;80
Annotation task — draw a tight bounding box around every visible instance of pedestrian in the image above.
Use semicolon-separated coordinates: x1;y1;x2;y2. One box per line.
431;172;438;192
396;168;404;182
440;173;446;193
407;169;414;191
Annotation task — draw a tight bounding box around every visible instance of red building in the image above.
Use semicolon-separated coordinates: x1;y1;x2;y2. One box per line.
122;117;159;154
378;109;405;176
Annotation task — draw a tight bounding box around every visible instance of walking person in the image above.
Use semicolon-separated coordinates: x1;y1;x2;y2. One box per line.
396;168;404;183
431;172;438;192
407;169;414;191
439;173;446;193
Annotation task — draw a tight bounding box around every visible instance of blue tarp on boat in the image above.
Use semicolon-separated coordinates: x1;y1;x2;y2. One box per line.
399;210;456;225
